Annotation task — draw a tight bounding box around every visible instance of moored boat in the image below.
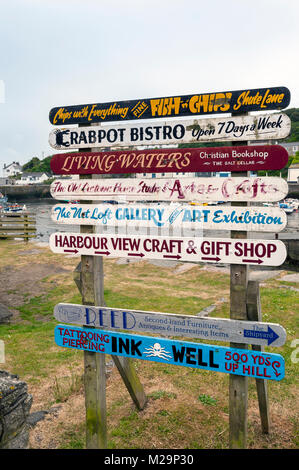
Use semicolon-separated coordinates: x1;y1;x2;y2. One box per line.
0;202;28;215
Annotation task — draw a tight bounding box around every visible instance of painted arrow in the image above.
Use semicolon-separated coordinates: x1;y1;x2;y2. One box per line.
242;258;263;264
128;253;145;258
201;256;221;262
272;361;282;378
243;326;279;346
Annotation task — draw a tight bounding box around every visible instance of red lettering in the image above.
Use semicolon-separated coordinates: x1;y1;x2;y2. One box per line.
267;243;276;257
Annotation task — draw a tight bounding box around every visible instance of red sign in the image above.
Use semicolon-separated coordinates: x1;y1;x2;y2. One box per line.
50;145;288;175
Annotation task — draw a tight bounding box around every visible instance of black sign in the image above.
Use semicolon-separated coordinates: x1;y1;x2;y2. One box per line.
49;87;291;126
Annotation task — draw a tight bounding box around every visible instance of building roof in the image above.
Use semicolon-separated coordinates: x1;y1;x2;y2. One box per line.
21;172;49;177
281;142;299;147
3;161;21;169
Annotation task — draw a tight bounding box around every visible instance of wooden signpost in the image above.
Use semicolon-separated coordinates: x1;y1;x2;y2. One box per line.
49;232;287;266
50;176;289;203
49;86;290;125
48;113;291;149
49;85;290;450
51;202;288;232
54;325;285;381
53;303;287;348
49;145;289;175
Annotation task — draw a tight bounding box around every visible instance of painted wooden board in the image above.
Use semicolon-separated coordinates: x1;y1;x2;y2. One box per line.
48;113;291;149
49;145;289;175
49;87;290;125
51;203;287;233
54;303;287;347
50;177;288;203
54;325;285;381
49;233;287;266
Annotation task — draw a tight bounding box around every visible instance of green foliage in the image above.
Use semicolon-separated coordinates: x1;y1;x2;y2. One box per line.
284;108;299;143
291;151;299;165
198;394;217;406
284;108;299;122
22;155;52;174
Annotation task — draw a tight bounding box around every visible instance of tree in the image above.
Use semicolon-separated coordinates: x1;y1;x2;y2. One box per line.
22;156;52;174
22;157;41;172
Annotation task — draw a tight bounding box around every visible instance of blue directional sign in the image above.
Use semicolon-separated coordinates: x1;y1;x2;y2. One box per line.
54;325;285;381
243;326;279;345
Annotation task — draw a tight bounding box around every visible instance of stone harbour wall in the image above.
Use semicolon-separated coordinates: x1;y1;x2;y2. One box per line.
0;371;33;449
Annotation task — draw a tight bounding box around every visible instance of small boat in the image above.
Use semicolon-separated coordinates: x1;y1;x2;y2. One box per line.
189;201;208;206
1;203;27;215
285;198;299;211
279;202;294;214
0;192;8;205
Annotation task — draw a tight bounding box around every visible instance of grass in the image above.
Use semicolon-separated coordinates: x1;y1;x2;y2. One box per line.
198;394;217;406
0;239;298;450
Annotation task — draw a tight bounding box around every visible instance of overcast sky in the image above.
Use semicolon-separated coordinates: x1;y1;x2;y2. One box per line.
0;0;298;172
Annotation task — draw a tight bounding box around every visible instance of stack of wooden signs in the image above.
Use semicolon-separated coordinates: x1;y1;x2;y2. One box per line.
48;87;291;444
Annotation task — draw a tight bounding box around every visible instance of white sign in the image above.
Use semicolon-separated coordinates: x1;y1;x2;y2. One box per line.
51;203;287;232
49;232;287;266
50;177;288;203
48;113;291;149
54;303;287;347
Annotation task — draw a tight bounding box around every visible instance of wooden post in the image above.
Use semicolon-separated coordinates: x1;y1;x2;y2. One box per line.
24;213;29;242
76;128;107;448
77;133;146;448
112;356;147;411
246;280;270;434
229;128;249;448
80;175;107;449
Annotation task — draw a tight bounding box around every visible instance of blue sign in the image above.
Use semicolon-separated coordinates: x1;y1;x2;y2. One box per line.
54;325;285;381
243;326;279;345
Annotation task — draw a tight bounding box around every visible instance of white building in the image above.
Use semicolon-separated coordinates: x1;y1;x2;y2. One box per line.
287;164;299;183
3;161;22;177
15;172;50;185
280;142;299;156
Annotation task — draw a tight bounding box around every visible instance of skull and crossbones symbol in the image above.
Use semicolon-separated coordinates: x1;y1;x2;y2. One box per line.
144;343;172;360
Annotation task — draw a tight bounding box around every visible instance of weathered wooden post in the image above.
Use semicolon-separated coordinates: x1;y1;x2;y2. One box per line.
78;133;146;448
247;280;270;434
229;128;249;449
80;173;107;449
24;212;29;242
75;124;107;449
